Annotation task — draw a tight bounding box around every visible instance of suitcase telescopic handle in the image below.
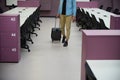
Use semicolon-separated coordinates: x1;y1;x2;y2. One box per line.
55;17;60;28
55;17;56;28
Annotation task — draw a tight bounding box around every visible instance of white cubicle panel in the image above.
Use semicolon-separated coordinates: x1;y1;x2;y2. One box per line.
87;60;120;80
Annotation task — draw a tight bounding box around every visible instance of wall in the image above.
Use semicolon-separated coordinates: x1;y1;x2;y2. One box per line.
91;0;120;10
77;1;98;8
91;0;112;9
0;0;9;12
40;0;59;17
113;0;120;10
18;0;40;7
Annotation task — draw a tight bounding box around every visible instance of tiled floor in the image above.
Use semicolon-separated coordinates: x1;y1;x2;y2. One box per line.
0;17;82;80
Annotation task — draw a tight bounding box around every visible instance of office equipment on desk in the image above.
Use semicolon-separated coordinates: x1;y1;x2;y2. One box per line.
86;60;120;80
97;12;100;14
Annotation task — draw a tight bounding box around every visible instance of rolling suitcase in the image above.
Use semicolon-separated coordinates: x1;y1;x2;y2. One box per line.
51;18;61;42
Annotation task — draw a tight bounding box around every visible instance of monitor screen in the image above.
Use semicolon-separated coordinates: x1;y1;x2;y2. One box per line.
6;0;17;6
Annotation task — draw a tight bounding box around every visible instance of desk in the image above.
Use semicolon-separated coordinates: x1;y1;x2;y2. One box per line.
3;7;37;26
81;30;120;80
86;60;120;80
0;7;38;62
82;8;117;29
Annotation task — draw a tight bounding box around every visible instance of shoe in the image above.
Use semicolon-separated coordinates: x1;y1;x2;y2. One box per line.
63;41;68;47
62;36;66;43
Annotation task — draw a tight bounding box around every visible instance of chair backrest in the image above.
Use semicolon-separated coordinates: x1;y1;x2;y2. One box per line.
0;7;3;13
99;18;108;29
91;14;99;29
91;14;97;22
86;11;92;21
106;7;112;12
113;8;120;14
99;5;103;9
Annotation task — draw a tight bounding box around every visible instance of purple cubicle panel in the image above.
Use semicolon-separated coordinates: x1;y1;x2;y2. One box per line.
77;1;98;8
81;30;120;80
0;15;18;32
81;31;87;80
0;14;20;62
82;30;120;60
110;15;120;29
18;0;40;7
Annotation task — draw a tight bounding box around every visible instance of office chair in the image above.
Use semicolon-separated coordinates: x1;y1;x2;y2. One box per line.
85;11;93;29
9;4;17;9
106;7;112;12
20;26;31;52
79;8;88;29
91;14;100;29
99;18;108;29
99;5;103;9
21;18;34;44
0;7;3;13
76;8;87;30
113;8;120;15
76;7;82;27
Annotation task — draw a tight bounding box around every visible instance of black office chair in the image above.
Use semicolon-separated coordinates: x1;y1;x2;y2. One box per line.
9;4;17;9
76;7;81;27
91;14;100;29
113;8;120;15
99;5;103;9
20;26;31;52
106;7;112;12
79;8;88;29
0;7;3;13
85;11;93;29
99;18;108;29
76;8;87;30
21;18;34;44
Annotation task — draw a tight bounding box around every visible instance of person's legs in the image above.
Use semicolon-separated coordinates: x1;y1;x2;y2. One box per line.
60;15;66;43
63;16;72;47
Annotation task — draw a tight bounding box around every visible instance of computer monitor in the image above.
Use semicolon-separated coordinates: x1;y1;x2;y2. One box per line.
6;0;17;6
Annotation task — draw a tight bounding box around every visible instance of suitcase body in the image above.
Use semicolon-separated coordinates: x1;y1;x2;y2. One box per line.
51;27;61;42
